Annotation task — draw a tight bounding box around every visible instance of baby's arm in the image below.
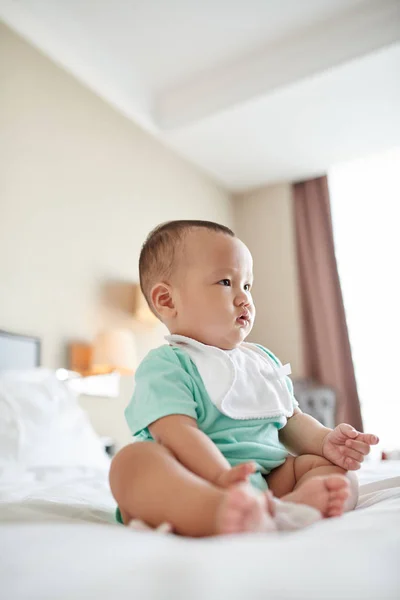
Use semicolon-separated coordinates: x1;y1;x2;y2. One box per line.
279;409;330;456
150;415;255;487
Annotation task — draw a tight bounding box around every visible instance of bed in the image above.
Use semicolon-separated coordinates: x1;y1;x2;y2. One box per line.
1;331;400;600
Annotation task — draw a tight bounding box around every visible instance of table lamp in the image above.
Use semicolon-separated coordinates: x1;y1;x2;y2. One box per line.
91;329;137;375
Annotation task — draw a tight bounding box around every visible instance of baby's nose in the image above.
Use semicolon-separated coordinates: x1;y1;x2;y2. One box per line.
235;292;250;306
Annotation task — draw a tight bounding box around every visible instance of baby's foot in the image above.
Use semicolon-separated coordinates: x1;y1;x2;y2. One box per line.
216;484;276;535
283;475;350;518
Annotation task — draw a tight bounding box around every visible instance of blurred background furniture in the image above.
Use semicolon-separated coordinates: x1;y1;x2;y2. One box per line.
293;379;336;429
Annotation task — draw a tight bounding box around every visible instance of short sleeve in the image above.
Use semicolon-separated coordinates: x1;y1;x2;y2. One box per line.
256;345;299;409
124;346;198;437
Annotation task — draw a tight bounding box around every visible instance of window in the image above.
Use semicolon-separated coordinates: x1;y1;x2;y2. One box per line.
329;147;400;452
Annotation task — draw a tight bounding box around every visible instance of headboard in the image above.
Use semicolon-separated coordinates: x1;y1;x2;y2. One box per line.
0;330;41;370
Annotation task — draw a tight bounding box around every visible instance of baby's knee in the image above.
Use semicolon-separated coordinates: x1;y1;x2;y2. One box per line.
109;442;163;496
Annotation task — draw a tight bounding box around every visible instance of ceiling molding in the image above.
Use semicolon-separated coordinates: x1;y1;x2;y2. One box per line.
163;43;400;191
155;0;400;130
1;0;399;190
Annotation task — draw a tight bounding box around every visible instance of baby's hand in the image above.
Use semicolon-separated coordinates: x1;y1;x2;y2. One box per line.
215;463;256;488
322;423;379;470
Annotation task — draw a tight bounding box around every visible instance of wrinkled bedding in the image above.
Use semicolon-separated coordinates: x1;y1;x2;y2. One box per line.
1;462;399;600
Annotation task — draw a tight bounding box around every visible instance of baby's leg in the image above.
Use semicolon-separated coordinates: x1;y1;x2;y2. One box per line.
109;442;275;537
266;455;358;517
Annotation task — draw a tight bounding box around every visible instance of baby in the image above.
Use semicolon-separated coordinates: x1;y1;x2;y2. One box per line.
110;220;378;536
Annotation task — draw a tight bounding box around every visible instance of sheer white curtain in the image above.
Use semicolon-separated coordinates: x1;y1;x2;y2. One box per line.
329;148;400;453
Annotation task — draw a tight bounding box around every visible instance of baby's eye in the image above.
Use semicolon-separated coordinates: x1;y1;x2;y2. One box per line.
218;279;231;287
244;284;251;292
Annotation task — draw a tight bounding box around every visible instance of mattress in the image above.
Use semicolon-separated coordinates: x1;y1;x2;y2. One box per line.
1;461;400;600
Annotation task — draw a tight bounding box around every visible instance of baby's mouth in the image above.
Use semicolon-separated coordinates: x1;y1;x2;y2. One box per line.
236;311;250;327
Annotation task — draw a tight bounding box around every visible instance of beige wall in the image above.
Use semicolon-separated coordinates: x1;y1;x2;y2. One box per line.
0;24;305;449
0;24;232;367
234;184;304;377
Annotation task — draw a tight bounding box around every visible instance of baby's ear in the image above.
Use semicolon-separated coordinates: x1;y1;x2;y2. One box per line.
151;283;176;319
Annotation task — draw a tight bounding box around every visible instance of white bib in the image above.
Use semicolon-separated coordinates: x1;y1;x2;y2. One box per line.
166;335;294;420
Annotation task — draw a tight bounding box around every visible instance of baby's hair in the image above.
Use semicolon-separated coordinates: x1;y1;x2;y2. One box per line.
139;220;235;313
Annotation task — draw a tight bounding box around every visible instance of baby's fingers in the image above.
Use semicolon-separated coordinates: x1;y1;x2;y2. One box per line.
241;462;256;474
218;462;255;487
345;439;371;455
341;446;364;464
339;423;359;439
231;462;256;479
344;457;362;470
356;433;379;446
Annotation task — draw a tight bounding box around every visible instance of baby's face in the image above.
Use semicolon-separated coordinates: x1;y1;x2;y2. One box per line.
170;230;255;349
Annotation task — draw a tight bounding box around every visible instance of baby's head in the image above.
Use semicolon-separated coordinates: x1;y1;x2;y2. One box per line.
139;220;255;350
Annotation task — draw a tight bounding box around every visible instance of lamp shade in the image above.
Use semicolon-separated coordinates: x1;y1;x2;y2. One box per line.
91;329;137;375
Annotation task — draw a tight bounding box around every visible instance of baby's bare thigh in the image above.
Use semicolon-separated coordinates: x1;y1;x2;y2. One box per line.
266;455;337;498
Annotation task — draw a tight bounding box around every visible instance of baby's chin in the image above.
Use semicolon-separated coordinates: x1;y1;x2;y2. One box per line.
170;323;251;350
202;329;249;351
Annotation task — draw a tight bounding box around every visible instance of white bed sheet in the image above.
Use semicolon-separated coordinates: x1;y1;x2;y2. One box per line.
1;462;400;600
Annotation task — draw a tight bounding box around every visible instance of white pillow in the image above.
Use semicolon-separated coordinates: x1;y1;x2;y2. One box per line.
0;370;110;470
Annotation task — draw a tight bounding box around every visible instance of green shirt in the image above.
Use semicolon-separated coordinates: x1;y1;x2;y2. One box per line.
125;344;297;491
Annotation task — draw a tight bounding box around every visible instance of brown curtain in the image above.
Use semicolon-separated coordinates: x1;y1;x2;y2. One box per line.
293;176;363;431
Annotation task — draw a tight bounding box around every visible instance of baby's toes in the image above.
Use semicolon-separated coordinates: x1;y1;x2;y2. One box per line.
325;475;349;492
328;505;344;517
332;486;351;503
327;490;349;517
328;496;346;515
223;508;242;533
225;488;252;532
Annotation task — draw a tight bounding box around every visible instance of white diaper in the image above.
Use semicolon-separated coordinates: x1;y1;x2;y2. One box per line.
166;335;294;420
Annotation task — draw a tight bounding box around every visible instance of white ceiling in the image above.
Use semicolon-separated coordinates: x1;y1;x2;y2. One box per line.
1;0;400;191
